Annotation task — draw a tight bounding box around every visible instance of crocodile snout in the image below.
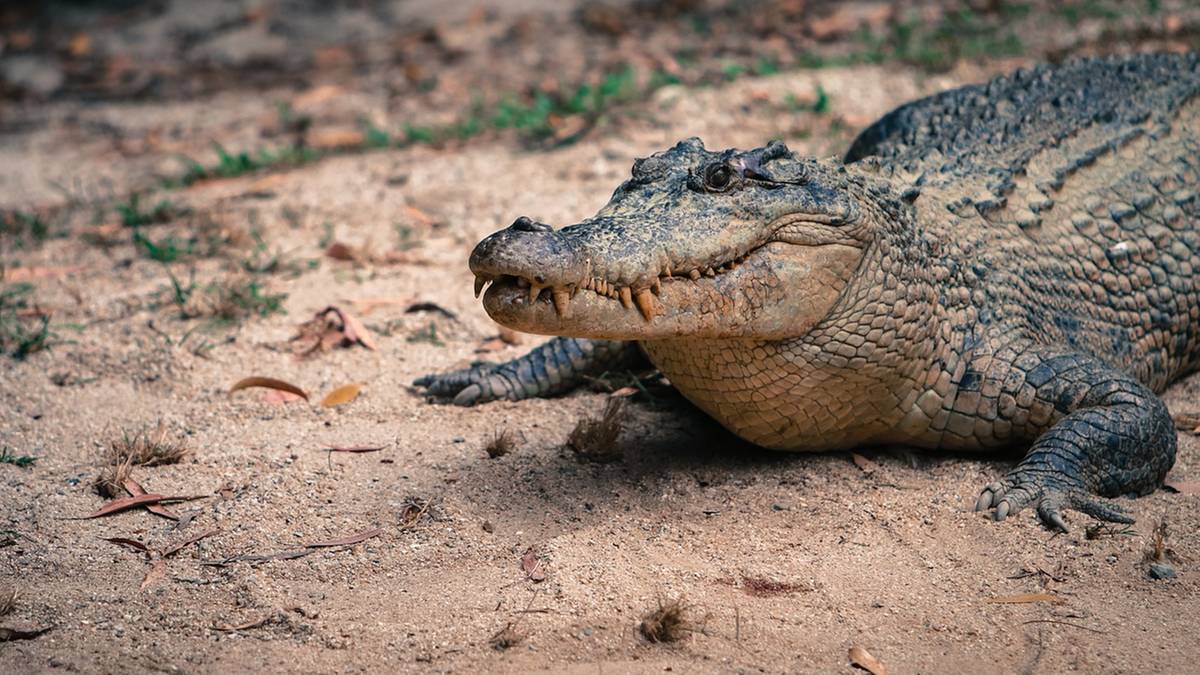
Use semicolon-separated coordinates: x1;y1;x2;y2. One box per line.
468;217;587;315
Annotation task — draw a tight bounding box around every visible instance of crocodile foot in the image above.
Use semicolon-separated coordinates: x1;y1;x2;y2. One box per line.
974;469;1133;532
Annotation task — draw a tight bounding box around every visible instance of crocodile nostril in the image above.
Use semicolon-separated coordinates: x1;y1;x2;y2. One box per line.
511;216;552;233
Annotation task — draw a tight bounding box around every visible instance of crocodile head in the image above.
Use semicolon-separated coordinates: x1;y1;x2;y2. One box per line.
470;138;878;340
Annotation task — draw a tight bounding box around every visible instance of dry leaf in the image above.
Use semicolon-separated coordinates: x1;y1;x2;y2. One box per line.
321;383;362;408
1163;480;1200;495
306;527;383;548
520;547;546;582
348;297;410;315
609;386;639;398
103;537;151;554
84;494;168;519
497;326;522;345
850;453;879;474
326;445;385;453
325;242;357;261
405;302;457;320
162;529;219;558
308;128;365;149
475;337;507;353
123;478;179;520
987;593;1064;604
140;560;168;592
293;84;344;109
230;377;309;401
849;645;887;675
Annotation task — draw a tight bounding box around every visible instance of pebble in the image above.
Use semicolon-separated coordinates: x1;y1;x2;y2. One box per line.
1148;562;1177;580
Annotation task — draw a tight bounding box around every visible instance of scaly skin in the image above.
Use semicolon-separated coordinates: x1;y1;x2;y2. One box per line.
418;54;1200;531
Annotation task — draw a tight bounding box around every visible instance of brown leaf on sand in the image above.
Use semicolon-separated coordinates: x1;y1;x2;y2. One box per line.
306;527;383;549
520;547;546;582
1163;479;1200;495
987;593;1064;604
162;529;220;558
103;537;151;554
325;242;357;261
326;445;385;453
308;127;365;149
230;377;309;401
292;306;376;356
84;494;168;519
321;383;362;408
261;388;305;405
849;645;887;675
347;296;410;315
124;478;179;520
139;560;168;592
850;452;879;475
405;302;457;320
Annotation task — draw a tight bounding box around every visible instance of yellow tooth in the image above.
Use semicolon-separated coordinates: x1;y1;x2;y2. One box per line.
689;269;701;281
634;288;655;321
552;288;570;318
619;286;633;308
529;283;544;303
473;276;487;298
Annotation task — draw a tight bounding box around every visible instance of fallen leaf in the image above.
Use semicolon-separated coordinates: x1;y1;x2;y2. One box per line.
308;128;365;149
103;537;151;554
849;645;887;675
325;306;376;350
306;527;383;548
123;478;179;520
139;560;168;592
1163;479;1200;495
0;626;51;642
321;383;362;408
609;386;639;398
850;452;878;474
261;388;305;405
230;377;308;401
521;547;546;582
475;337;507;353
162;529;220;558
326;445;385;453
987;593;1064;604
293;84;344;109
405;302;457;320
84;494;168;519
325;242;357;261
246;173;286;195
497;327;522;345
400;204;439;228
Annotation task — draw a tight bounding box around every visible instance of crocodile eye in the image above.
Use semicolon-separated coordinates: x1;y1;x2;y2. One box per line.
703;163;733;191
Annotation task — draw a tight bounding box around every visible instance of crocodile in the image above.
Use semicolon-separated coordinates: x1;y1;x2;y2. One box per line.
416;53;1200;531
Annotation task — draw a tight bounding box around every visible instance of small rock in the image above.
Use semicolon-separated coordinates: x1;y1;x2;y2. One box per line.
1148;562;1177;580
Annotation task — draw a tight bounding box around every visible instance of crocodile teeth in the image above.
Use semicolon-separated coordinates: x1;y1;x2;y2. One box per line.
552;288;571;318
634;288;655;322
529;283;544;303
619;286;633;309
474;275;488;298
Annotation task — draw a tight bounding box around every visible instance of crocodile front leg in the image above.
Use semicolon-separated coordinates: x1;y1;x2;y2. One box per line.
972;345;1176;531
413;337;643;405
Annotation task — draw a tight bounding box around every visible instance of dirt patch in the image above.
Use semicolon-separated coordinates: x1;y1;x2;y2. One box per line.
2;1;1199;673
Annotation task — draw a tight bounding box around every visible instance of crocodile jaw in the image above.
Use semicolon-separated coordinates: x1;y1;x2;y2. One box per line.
481;240;862;340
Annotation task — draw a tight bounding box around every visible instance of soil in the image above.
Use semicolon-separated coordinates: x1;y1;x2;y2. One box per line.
1;2;1198;673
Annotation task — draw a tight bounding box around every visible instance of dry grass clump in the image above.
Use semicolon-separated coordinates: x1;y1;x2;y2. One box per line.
93;424;190;497
638;595;696;643
484;429;519;459
566;397;626;463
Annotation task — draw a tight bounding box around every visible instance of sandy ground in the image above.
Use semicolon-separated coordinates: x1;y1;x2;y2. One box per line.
2;2;1199;673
